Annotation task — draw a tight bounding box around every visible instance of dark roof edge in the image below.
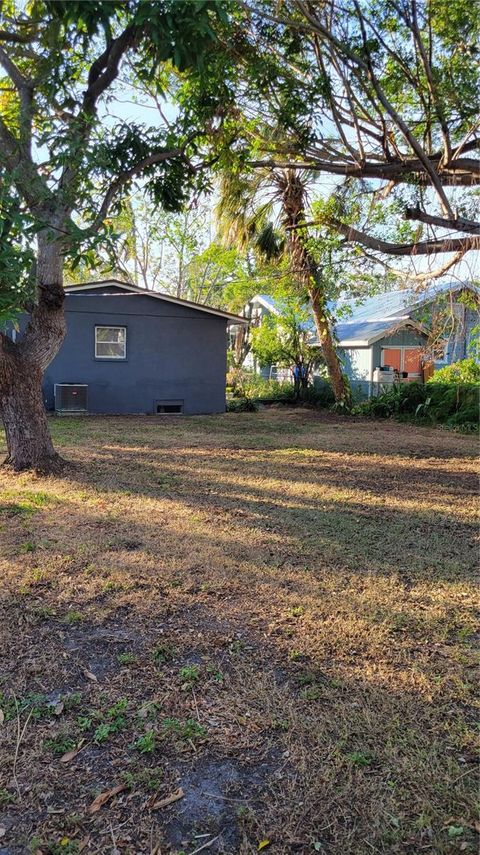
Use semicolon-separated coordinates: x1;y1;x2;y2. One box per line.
64;280;248;324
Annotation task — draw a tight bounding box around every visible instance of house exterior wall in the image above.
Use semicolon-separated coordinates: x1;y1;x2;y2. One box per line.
338;328;429;400
36;287;228;415
338;347;371;400
442;305;479;364
371;328;428;370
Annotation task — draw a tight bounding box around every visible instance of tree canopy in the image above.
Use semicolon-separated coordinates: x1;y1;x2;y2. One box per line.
211;0;479;275
0;0;230;316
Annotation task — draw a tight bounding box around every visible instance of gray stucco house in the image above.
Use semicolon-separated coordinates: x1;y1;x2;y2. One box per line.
241;281;479;397
29;280;245;415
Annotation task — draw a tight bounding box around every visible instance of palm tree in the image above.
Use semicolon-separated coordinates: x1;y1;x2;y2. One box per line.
216;166;351;405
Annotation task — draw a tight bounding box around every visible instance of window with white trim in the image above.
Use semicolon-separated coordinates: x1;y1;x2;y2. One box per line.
95;326;126;359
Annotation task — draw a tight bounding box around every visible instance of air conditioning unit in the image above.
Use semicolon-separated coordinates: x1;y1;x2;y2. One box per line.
373;367;395;385
54;384;88;414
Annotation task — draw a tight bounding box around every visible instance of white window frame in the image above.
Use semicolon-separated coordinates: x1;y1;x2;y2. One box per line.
95;325;127;360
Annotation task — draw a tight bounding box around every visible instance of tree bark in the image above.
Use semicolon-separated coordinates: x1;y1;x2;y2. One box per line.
0;227;67;473
309;286;351;406
0;345;63;473
279;169;351;406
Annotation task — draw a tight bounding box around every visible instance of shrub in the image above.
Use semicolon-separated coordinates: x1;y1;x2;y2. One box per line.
230;375;335;407
226;398;259;412
427;358;480;385
236;375;297;402
312;377;336;405
357;383;425;419
358;378;479;428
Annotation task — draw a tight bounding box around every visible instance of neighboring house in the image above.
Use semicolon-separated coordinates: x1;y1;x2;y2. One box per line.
241;282;479;396
10;280;246;415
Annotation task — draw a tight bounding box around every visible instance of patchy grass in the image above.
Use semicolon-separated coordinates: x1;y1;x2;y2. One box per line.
0;411;478;855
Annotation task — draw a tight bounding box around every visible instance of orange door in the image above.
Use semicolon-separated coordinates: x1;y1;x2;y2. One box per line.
382;348;401;370
403;348;422;374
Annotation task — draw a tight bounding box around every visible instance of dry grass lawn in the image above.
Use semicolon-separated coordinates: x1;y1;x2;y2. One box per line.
0;410;478;855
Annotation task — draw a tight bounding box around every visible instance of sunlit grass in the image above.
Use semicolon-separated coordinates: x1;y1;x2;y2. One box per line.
0;411;478;855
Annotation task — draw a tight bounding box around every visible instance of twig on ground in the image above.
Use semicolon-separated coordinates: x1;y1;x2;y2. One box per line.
192;687;201;722
12;694;33;797
188;833;221;855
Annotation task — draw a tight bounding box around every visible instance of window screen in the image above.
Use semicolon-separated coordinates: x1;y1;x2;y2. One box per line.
95;326;126;359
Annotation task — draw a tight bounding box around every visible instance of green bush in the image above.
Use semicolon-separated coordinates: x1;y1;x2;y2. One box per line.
232;374;335;407
356;383;425;418
358;379;479;429
236;376;297;402
226;397;259;412
427;358;480;385
312;377;336;406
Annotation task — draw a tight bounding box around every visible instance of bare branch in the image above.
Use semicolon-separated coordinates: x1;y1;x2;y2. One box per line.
393;251;466;282
326;220;480;256
349;0;455;218
286;217;480;255
404;206;480;235
408;0;451;162
247;156;480;186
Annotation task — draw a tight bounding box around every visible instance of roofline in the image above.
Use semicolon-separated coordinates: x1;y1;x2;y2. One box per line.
64;280;248;324
337;319;430;347
249;294;281;315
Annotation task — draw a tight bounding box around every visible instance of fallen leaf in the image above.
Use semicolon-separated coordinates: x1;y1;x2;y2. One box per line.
0;826;5;838
83;669;98;682
88;784;126;814
54;702;64;716
60;740;86;763
151;787;184;810
258;841;270;851
0;709;4;725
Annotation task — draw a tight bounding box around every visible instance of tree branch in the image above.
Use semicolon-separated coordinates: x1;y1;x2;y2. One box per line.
0;44;34;151
247;155;480;185
0;114;51;212
286;217;480;255
84;146;188;236
58;25;138;208
326;220;480;256
349;0;455;218
83;25;137;116
404;206;480;235
0;29;34;44
408;0;451;162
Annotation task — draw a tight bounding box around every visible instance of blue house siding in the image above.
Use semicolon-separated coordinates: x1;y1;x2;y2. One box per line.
338;328;429;400
441;305;479;364
371;327;428;370
40;286;229;415
338;347;371;400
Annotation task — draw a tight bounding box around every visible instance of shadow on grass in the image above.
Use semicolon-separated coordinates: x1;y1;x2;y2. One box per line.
1;414;478;853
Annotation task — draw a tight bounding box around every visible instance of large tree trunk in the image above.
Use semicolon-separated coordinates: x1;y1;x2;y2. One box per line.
0;228;67;473
280;170;351;407
309;286;352;406
0;346;63;473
